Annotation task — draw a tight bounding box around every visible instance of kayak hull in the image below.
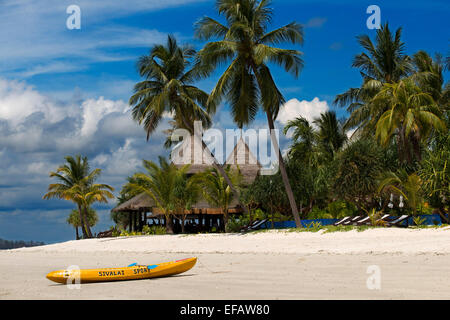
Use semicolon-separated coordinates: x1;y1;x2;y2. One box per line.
46;257;197;284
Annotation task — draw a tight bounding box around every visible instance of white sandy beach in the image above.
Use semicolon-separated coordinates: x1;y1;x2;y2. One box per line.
1;228;450;299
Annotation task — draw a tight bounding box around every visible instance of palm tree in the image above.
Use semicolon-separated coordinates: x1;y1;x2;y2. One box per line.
173;170;201;233
129;35;246;213
195;0;304;227
125;157;190;234
419;147;450;221
70;183;115;236
334;139;385;210
43;155;114;238
334;23;413;136
67;208;99;240
377;170;423;214
412;51;449;107
283;111;346;162
313;111;347;160
282;111;346;213
372;78;447;163
195;165;242;229
283;116;315;161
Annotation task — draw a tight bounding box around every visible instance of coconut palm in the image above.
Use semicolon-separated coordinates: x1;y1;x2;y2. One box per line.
283;111;346;162
283;116;315;162
372;78;447;163
195;0;304;226
412;51;449;107
129;34;246;213
334;23;413;136
43;155;114;239
195;165;242;229
70;183;115;236
67;208;99;240
125;157;190;234
173;170;201;233
313;111;347;160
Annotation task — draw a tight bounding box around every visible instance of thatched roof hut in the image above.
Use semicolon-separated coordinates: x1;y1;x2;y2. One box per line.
112;136;260;215
113;192;242;215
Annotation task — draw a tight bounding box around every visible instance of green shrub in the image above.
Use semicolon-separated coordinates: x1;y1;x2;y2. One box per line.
307;207;333;219
327;201;358;219
110;226;121;237
142;225;166;235
120;230;130;237
142;225;151;235
252;209;268;220
226;217;249;233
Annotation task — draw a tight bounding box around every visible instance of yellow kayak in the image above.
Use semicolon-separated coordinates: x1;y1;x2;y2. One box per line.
46;257;197;284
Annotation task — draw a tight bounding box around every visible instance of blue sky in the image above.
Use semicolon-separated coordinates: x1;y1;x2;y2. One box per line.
0;0;448;243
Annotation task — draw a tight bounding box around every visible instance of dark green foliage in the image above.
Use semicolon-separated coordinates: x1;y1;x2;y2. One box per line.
334;139;385;210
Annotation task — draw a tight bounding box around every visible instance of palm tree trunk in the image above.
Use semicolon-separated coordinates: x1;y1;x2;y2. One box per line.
181;215;186;233
75;226;79;240
77;204;88;239
223;208;229;231
266;112;302;228
165;213;174;234
411;133;422;162
81;206;93;238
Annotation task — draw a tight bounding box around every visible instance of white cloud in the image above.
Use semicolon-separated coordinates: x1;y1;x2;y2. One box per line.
0;79;64;125
0;0;202;77
15;62;84;78
276;97;330;126
80;97;128;137
0;77;170;213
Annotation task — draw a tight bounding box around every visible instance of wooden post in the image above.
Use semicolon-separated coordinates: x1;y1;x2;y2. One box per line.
129;212;132;232
138;210;143;231
136;211;140;232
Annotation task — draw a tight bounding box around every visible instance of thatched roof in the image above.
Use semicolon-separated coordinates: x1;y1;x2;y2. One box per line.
111;193;155;212
112;136;259;214
112;192;242;215
171;135;261;183
225;137;261;184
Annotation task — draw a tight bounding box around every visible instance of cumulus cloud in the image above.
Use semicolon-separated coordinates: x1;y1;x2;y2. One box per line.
0;78;172;241
276;97;330;126
80;97;128;137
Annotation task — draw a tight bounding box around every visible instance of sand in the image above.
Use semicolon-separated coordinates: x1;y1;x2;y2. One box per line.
1;227;450;299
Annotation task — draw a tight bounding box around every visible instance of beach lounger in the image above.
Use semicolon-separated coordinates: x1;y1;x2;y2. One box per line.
376;214;392;225
248;219;268;231
356;214;392;226
386;215;410;227
343;216;362;225
240;220;260;232
355;216;371;226
333;216;351;226
241;219;269;232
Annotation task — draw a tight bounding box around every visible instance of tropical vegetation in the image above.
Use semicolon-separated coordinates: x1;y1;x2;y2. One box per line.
112;1;448;234
45;1;448;238
43;155;114;239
